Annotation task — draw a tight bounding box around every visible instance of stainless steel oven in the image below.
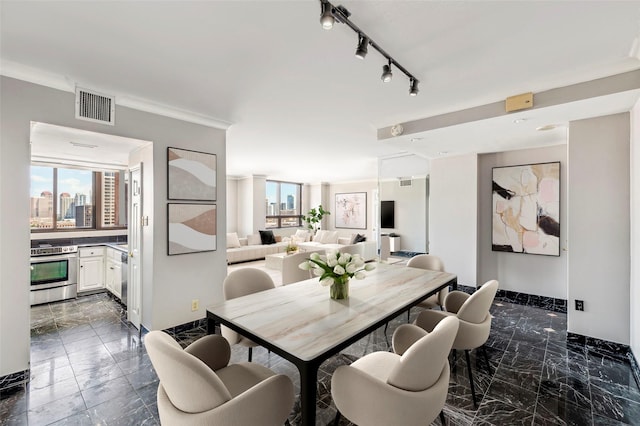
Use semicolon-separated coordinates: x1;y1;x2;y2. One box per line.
30;246;78;305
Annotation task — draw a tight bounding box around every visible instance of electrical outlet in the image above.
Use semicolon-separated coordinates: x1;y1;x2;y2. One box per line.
191;299;199;312
575;300;584;311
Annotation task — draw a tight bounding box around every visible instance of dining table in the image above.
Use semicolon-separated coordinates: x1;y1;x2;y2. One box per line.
206;262;457;425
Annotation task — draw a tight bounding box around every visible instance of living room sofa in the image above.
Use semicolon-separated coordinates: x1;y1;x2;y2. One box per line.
295;230;377;262
226;232;288;264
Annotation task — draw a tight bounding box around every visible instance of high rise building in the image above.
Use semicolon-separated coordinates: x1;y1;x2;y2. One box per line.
74;193;86;206
30;191;53;228
75;205;93;227
287;194;294;210
59;192;73;219
102;172;117;225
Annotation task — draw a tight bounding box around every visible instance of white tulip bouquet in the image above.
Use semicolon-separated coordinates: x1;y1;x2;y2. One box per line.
299;251;375;299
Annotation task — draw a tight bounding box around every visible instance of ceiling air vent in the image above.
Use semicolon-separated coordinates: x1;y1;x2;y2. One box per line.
75;87;115;125
399;179;412;187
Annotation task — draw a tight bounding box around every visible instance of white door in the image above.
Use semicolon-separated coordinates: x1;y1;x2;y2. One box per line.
128;164;143;330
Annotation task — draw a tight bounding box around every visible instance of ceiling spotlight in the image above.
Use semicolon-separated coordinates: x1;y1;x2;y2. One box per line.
355;35;369;59
320;1;335;30
381;62;393;83
409;78;419;96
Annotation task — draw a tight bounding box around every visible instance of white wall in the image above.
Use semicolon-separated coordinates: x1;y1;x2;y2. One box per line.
631;102;640;358
328;180;377;240
568;113;630;344
429;154;478;286
238;177;254;237
306;183;330;230
226;178;238;233
252;176;266;232
0;77;227;377
379;178;427;252
477;146;568;299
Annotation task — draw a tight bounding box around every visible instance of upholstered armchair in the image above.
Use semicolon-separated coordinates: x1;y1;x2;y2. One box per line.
414;279;499;407
222;268;275;361
406;254;447;310
281;249;324;285
331;316;459;426
145;331;294;426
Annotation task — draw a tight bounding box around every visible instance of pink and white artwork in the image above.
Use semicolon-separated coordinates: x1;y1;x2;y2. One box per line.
335;192;367;229
492;162;560;256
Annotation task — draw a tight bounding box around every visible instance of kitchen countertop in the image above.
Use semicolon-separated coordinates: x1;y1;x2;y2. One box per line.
76;243;128;253
106;244;128;253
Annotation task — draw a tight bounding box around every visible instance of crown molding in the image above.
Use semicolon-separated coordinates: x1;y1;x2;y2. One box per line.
0;60;232;130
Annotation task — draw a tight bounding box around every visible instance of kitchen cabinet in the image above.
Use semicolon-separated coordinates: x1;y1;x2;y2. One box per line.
78;247;105;292
105;248;122;299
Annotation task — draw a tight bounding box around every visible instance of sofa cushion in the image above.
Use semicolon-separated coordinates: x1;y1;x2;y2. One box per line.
294;229;309;242
227;232;241;248
313;230;327;242
321;231;339;244
247;234;262;246
259;230;276;245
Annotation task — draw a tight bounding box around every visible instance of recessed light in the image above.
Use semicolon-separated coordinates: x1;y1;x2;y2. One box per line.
410;137;423;142
438;151;449;155
513;118;527;124
536;124;557;131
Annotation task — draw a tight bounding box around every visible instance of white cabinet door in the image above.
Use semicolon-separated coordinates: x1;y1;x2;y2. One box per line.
78;257;105;292
106;259;122;299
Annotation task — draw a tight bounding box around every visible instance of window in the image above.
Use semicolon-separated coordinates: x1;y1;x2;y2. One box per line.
265;180;301;228
30;165;127;231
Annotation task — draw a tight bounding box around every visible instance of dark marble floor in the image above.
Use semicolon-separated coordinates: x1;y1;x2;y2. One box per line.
1;292;639;425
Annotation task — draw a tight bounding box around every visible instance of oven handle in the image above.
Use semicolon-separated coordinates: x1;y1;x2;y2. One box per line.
30;254;78;262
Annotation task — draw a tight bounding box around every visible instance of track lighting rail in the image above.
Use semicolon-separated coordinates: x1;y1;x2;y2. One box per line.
319;0;419;96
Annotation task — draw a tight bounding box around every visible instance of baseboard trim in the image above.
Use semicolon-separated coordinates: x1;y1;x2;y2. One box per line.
162;318;207;336
456;284;567;313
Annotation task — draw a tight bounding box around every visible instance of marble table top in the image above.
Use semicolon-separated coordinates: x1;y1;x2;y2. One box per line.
208;263;456;361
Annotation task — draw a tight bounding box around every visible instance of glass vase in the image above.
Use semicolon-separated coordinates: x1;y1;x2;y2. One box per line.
330;277;349;300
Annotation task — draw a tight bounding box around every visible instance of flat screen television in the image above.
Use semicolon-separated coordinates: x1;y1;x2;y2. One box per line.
381;200;395;229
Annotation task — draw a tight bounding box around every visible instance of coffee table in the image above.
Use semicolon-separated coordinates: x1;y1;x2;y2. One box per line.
207;263;456;425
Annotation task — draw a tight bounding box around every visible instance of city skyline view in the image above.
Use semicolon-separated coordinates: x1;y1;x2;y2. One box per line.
30;166;92;200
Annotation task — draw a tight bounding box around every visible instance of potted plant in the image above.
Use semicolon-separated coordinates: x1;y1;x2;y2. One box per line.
302;205;330;234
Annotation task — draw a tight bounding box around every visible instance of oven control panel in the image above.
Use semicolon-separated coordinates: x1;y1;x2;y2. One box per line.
30;245;78;257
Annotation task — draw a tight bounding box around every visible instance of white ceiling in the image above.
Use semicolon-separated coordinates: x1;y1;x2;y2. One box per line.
3;1;640;183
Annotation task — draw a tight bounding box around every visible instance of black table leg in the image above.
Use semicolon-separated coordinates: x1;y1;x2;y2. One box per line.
206;315;218;335
298;361;320;425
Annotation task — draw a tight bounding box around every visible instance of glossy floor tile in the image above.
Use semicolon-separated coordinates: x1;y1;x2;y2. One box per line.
1;291;639;425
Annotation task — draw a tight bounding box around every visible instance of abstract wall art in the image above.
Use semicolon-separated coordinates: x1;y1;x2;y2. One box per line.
492;162;560;256
168;147;216;201
168;203;216;255
335;192;367;229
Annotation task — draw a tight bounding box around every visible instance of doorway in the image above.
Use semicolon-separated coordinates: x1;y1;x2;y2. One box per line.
29;121;151;328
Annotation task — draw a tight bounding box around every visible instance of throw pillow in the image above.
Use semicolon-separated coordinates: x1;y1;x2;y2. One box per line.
294;229;309;242
226;232;241;248
350;233;358;244
354;234;367;243
275;235;282;243
247;234;262;246
259;230;276;245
